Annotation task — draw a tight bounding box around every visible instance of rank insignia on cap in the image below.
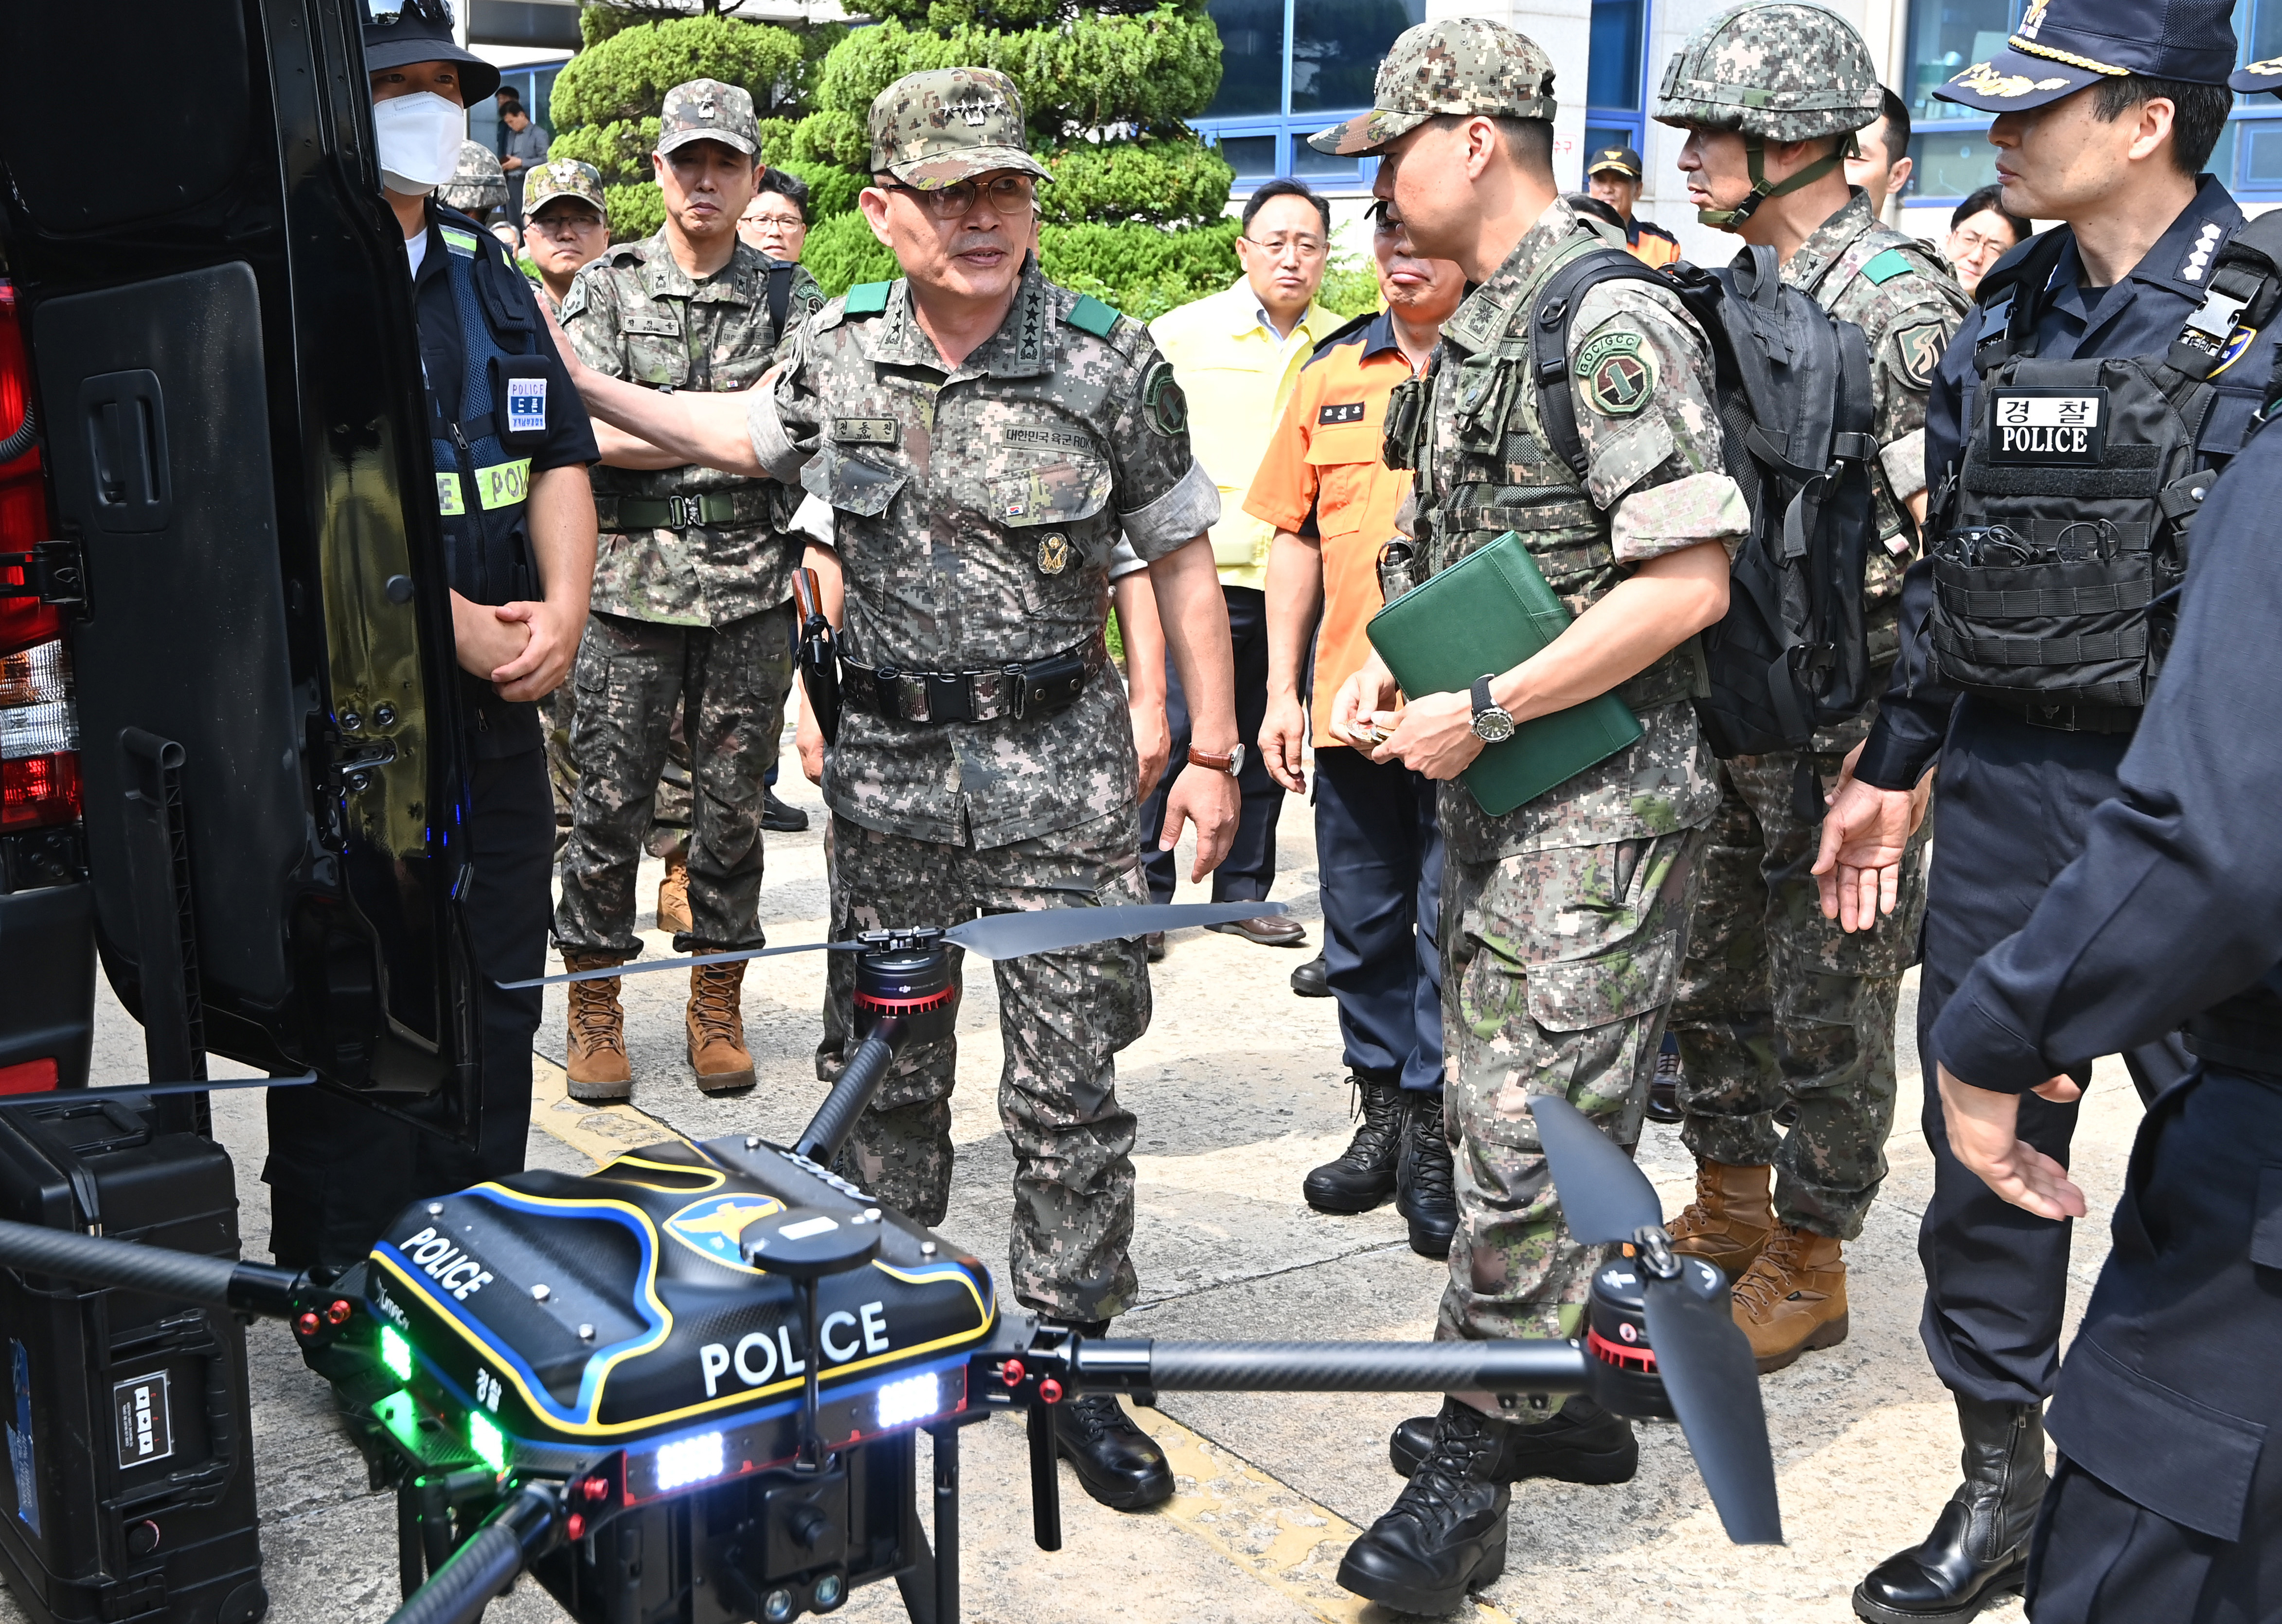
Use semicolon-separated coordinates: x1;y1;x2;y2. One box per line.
1576;330;1654;417
1037;532;1072;575
1949;62;2071;98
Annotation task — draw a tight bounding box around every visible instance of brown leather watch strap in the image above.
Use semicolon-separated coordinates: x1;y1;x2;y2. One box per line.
1187;745;1240;775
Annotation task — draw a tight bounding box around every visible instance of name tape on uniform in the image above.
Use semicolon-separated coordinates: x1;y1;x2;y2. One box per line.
1318;400;1367;425
507;378;548;435
1989;386;2107;467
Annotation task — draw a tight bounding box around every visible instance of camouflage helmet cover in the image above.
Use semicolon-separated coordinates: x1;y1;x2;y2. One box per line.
1652;2;1883;142
868;67;1052;189
1308;18;1557;157
523;158;607;222
438;140;509;212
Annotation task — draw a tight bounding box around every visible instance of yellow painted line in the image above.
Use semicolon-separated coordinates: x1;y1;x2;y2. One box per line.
530;1055;687;1165
1139;1407;1516;1624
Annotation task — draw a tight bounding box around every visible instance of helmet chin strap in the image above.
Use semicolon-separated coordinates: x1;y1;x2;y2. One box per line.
1698;132;1859;231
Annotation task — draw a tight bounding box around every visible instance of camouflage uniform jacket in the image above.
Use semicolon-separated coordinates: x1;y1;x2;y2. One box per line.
745;261;1220;849
1781;188;1969;671
1397;197;1749;863
562;229;825;625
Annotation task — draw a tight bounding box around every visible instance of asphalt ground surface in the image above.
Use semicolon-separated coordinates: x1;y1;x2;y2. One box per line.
17;735;2143;1624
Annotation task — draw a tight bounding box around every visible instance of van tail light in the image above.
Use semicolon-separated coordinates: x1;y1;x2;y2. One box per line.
0;280;79;841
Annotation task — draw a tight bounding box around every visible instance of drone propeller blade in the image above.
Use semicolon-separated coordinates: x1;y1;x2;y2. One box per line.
1527;1094;1662;1245
499;941;864;990
945;901;1291;962
0;1071;318;1108
1640;1263;1784;1545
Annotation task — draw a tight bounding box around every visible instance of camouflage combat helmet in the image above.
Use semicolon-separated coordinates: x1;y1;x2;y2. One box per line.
1653;1;1882;229
438;140;509;213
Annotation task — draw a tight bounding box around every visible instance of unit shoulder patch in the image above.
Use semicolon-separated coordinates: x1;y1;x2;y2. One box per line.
1575;329;1656;418
1887;320;1948;391
1066;295;1122;338
844;282;893;317
1861;248;1916;286
1142;358;1188;437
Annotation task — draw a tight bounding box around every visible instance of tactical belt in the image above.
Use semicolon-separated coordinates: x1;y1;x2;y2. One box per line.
843;638;1104;724
1985;697;2142;735
596;489;774;533
2184;1009;2282;1076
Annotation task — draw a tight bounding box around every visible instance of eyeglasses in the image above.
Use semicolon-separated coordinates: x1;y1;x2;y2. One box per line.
744;212;807;232
362;0;452;25
1950;228;2014;257
879;175;1037;218
1241;233;1328;260
529;208;605;234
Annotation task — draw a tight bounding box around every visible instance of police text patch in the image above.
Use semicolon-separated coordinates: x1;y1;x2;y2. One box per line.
1576;331;1654;418
832;417;899;447
1988;387;2106;467
506;376;548;435
1318;400;1367;426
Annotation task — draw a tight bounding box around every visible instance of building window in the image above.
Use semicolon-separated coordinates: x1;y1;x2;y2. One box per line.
1199;0;1424;186
1585;0;1648;162
1903;0;2282;203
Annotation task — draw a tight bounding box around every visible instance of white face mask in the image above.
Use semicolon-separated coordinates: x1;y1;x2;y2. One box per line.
373;91;467;197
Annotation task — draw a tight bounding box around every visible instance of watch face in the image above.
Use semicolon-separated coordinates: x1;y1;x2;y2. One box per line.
1226;743;1247;777
1472;710;1516;744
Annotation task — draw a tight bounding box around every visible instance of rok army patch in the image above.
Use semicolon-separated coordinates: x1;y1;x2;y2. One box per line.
1576;331;1655;417
1142;359;1188;436
1889;321;1947;390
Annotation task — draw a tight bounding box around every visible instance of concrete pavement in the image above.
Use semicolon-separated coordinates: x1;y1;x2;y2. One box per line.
5;749;2143;1623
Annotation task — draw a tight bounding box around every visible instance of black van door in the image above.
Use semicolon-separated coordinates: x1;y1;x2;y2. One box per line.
0;0;483;1131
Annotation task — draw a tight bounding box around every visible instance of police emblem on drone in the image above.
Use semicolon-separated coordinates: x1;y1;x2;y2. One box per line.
665;1192;787;1273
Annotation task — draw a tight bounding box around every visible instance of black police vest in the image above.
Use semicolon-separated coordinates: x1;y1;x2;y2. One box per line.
1931;217;2282;727
429;215;548;605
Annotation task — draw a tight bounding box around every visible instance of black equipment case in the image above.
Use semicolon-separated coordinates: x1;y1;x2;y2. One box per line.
0;1097;266;1623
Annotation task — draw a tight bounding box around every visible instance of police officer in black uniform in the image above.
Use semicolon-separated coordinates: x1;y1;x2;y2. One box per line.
264;0;597;1274
1924;171;2282;1615
1811;2;2282;1617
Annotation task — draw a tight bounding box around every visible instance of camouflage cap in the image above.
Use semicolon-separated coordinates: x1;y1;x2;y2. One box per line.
437;140;509;213
1308;19;1557;158
1652;2;1882;142
656;79;759;158
868;67;1051;188
523;158;607;222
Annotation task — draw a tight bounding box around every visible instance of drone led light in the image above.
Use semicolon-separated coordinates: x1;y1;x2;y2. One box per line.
470;1411;508;1475
379;1325;414;1382
875;1371;941;1429
653;1430;726;1493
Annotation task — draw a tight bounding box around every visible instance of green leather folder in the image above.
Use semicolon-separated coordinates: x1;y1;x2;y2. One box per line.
1365;530;1644;817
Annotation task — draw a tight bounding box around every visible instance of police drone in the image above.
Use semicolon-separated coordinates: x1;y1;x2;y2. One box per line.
0;900;1781;1624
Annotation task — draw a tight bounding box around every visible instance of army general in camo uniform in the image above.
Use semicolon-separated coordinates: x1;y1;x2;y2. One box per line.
541;67;1243;1518
1318;21;1748;1613
553;80;824;1100
1653;2;1968;1375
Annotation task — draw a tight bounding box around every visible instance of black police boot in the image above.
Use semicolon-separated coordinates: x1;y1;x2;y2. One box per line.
1033;1320;1174;1512
1645;1031;1684;1124
1387;1394;1637;1484
1852;1395;2048;1623
1337;1399;1511;1613
1302;1073;1407;1213
1396;1087;1458;1259
1290;953;1332;997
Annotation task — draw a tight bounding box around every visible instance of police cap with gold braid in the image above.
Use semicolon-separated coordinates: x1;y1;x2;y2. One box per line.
1933;0;2239;114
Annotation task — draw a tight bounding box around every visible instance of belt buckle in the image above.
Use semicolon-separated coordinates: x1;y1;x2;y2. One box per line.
926;671;972;724
667;494;704;529
2025;702;2080;731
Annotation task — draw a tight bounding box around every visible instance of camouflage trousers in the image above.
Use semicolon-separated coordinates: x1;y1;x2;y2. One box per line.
819;807;1151;1323
547;667;696;860
553;607;793;956
1438;823;1708;1393
1667;748;1931;1240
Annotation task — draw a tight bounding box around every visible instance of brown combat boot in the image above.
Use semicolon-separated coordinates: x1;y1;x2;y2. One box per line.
686;961;756;1094
1665;1158;1775;1281
656;847;691;936
563;951;633;1102
1730;1223;1848;1374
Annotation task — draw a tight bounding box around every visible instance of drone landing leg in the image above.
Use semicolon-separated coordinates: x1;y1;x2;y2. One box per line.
1026;1394;1062;1552
397;1477;427;1599
931;1422;960;1624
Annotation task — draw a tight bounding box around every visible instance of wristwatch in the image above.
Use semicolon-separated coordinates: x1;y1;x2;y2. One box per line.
1188;744;1247;777
1470;676;1516;744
